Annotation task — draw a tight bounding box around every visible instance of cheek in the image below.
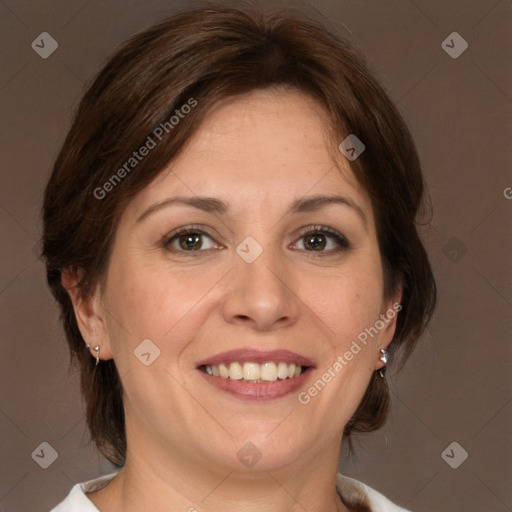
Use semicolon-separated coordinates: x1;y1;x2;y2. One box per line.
103;254;224;347
303;265;384;419
308;262;384;346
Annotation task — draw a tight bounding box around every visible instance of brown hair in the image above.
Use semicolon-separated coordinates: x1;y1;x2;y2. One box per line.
42;4;436;466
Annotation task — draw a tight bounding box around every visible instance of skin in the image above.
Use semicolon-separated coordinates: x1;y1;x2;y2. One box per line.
63;89;401;512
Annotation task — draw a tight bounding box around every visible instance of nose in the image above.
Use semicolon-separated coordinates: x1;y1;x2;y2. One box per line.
220;246;300;332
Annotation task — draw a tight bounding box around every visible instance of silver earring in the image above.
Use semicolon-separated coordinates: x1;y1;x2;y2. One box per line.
93;345;100;366
379;348;388;378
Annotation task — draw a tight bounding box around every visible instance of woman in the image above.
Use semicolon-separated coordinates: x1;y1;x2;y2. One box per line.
43;4;436;511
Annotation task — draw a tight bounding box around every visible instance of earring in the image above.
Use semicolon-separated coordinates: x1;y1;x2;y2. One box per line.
93;345;100;366
378;348;388;378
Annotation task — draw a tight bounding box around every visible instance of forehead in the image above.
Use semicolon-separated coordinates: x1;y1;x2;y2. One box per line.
126;89;372;220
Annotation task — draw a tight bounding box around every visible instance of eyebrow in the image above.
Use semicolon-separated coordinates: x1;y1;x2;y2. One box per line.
289;194;367;230
136;194;368;230
136;196;227;223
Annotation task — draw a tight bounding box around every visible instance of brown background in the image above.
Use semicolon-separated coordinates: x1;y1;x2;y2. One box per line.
0;1;510;511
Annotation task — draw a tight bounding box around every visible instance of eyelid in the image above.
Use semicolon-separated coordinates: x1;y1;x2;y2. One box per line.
161;224;350;253
162;224;224;250
291;224;350;251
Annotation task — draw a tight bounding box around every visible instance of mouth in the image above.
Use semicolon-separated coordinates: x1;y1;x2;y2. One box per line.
198;361;308;382
196;349;315;401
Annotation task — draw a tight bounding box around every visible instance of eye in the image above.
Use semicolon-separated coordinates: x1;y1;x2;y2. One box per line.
291;225;350;253
163;226;221;252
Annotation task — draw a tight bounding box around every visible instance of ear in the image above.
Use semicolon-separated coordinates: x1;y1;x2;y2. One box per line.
374;287;403;371
61;268;114;362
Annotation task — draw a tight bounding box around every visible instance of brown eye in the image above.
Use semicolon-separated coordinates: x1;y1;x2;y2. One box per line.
292;226;350;254
178;233;203;250
164;228;219;253
303;233;327;251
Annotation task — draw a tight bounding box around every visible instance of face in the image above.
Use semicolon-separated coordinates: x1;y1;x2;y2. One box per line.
71;89;399;474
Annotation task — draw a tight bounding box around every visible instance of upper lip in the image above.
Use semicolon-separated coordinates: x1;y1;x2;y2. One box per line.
196;349;316;368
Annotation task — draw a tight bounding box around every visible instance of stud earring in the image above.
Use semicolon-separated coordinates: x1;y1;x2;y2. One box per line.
378;348;388;378
93;345;100;366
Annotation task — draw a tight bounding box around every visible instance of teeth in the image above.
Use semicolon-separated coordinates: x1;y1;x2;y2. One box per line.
243;362;260;380
202;361;305;381
219;363;229;378
261;362;277;381
229;362;243;380
277;362;288;379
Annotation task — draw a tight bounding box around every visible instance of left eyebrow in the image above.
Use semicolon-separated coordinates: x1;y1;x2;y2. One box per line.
288;194;368;232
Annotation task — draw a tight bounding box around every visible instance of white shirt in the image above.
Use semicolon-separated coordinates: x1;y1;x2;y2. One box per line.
49;471;411;511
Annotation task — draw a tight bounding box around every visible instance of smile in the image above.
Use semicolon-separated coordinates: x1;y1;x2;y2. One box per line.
199;361;307;382
196;349;315;400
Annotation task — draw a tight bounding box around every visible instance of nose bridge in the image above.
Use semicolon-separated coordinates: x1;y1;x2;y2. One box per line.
221;236;299;330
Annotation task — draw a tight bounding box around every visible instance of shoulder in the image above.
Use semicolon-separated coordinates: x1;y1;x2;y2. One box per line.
336;473;412;512
51;471;408;512
49;472;119;512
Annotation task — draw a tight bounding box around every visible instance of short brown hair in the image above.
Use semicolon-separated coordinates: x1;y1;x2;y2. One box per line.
42;4;436;466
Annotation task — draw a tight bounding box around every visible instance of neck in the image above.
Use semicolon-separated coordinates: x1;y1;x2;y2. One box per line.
88;434;350;512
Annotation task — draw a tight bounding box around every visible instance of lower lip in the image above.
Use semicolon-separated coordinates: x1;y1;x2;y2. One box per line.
198;369;313;401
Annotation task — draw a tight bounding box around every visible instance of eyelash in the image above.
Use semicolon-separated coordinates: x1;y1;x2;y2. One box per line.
162;225;221;255
162;224;350;255
294;225;350;253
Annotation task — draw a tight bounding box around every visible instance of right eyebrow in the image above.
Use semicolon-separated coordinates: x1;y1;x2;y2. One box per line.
136;196;228;223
